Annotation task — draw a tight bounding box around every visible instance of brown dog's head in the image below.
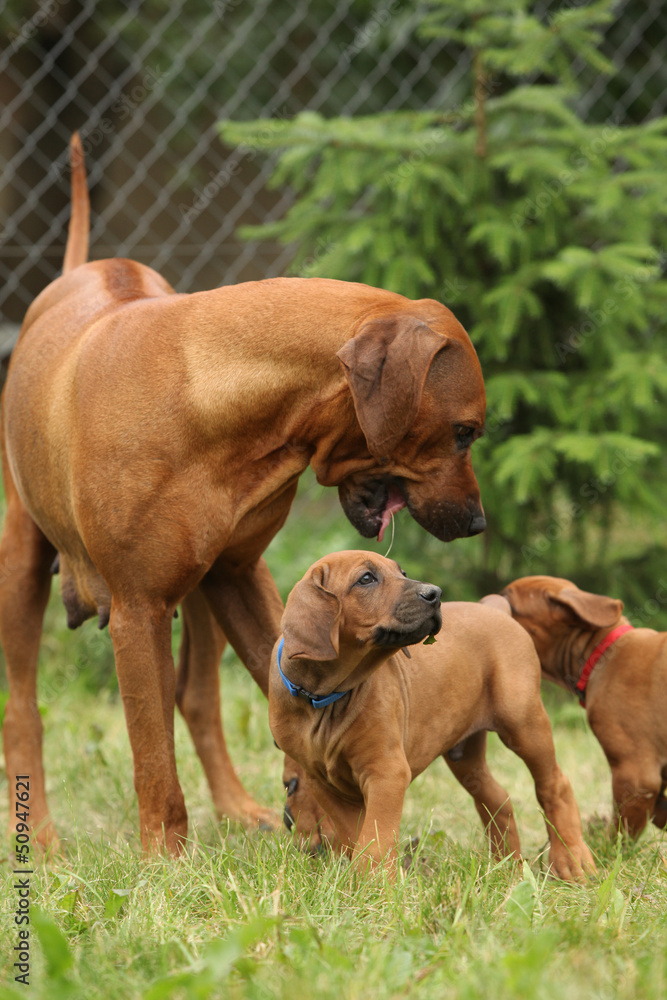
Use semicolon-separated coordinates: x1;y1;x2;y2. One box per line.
333;308;486;544
501;575;625;679
280;551;442;693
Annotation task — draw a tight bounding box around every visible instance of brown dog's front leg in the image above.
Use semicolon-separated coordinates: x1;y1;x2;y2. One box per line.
176;587;279;829
444;731;521;861
109;601;187;854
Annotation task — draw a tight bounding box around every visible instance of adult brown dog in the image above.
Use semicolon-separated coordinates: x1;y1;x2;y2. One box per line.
499;575;667;837
0;135;486;853
268;552;595;880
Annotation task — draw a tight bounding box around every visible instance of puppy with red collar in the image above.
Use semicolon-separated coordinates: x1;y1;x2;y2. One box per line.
269;551;595;880
498;575;667;837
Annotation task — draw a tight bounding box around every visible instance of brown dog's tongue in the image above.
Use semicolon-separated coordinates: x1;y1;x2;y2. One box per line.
377;485;406;542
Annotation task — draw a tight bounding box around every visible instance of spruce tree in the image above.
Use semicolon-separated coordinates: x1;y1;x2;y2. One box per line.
219;0;667;623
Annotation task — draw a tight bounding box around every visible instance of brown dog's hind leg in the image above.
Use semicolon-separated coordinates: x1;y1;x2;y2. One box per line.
610;757;662;838
498;704;596;881
0;479;57;851
444;731;521;862
108;600;187;854
176;587;279;830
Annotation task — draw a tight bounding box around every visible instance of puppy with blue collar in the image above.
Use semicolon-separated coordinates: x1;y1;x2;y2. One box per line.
269;551;595;880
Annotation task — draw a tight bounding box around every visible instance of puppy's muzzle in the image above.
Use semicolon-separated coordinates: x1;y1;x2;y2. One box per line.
374;582;443;647
418;585;441;606
468;512;486;536
283;777;299;831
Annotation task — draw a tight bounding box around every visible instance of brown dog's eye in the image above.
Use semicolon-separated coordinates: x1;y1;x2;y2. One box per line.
357;571;377;586
455;425;476;449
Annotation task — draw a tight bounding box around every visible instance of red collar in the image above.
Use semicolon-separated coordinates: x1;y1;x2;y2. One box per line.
575;623;634;706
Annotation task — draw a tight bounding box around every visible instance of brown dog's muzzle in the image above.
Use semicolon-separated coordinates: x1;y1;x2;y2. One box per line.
403;463;486;542
338;475;485;543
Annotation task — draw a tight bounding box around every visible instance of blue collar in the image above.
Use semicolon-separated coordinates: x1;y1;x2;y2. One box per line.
276;636;350;709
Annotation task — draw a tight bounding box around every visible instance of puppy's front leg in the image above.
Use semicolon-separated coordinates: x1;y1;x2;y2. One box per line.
353;761;411;874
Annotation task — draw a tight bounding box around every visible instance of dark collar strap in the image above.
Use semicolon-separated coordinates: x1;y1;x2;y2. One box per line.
576;623;634;706
276;636;350;709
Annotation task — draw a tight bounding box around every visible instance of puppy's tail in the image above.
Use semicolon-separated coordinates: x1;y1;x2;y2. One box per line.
479;594;512;615
62;132;90;274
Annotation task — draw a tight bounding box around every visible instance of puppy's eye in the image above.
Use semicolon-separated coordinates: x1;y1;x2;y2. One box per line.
454;425;476;449
357;571;377;586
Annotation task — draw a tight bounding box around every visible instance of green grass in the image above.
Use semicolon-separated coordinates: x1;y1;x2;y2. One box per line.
1;475;667;998
2;600;667;999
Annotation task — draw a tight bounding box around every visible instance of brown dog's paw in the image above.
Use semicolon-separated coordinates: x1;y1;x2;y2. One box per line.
5;825;62;866
216;796;281;833
244;805;282;833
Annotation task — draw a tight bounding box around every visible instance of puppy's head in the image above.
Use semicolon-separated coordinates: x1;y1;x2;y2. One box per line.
330;309;486;544
501;575;624;676
280;551;442;690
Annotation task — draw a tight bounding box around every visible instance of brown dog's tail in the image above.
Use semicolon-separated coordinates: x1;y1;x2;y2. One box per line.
62;132;90;274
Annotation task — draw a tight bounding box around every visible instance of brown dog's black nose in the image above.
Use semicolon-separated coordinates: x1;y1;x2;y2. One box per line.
418;585;442;605
467;513;486;536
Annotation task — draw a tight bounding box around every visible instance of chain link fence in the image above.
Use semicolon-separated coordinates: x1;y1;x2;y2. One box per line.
1;0;666;352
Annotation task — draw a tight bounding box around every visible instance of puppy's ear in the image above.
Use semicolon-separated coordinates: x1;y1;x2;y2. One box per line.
548;588;624;629
337;315;447;458
479;594;512;615
282;566;341;661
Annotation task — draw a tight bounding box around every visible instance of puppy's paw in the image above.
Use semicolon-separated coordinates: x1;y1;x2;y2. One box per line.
549;840;597;882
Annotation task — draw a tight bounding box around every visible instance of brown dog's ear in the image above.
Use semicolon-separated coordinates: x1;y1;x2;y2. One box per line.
548;588;624;629
479;594;512;615
282;566;341;661
337;315;447;458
